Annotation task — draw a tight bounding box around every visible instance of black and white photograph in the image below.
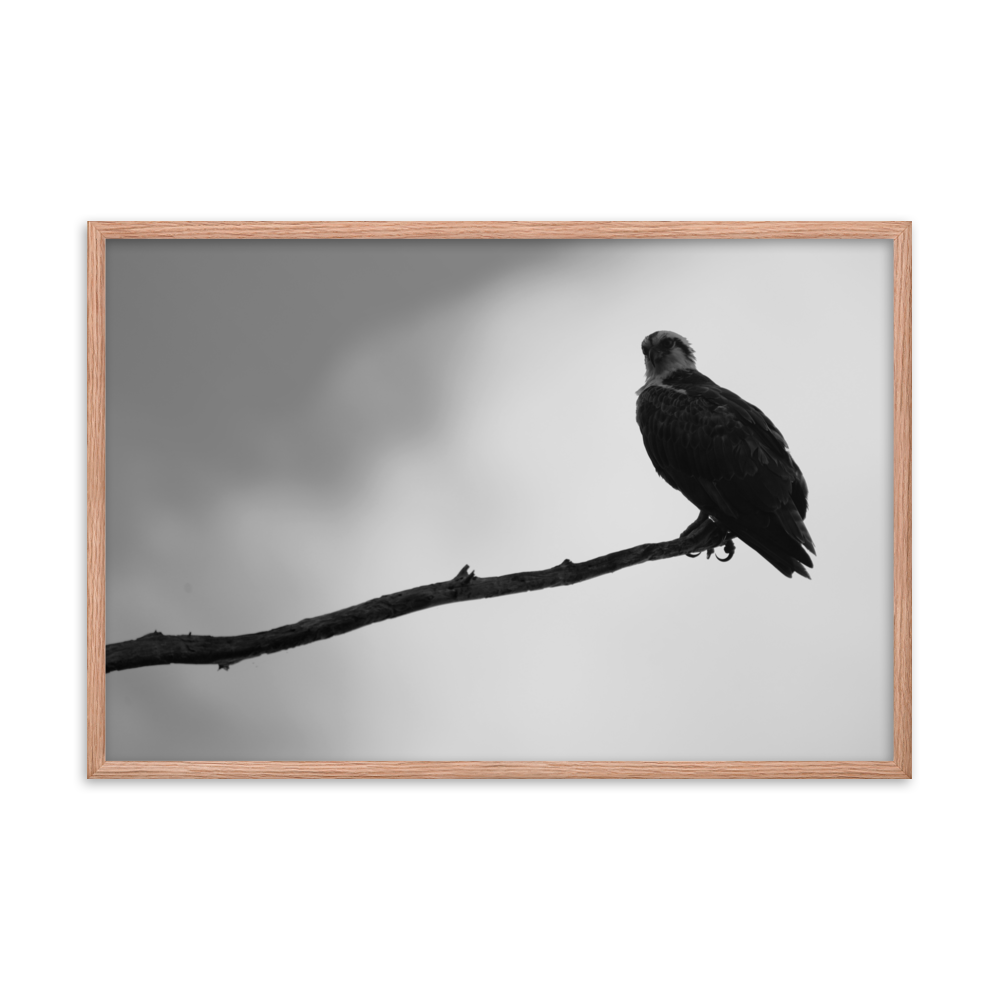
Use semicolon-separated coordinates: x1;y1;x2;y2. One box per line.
102;232;896;765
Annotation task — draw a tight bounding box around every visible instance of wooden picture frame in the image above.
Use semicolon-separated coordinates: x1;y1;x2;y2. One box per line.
87;221;911;778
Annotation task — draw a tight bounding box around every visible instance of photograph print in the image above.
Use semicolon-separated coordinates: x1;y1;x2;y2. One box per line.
93;223;907;774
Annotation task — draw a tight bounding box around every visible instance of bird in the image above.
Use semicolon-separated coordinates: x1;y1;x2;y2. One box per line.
635;331;815;578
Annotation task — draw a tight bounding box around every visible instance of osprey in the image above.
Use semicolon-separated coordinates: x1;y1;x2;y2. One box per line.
635;331;815;578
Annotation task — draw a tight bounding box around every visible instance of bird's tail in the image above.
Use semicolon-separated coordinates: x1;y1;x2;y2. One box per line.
745;539;812;579
731;507;815;579
776;505;815;556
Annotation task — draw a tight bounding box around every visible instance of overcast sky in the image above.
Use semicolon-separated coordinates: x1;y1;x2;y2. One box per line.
105;238;894;761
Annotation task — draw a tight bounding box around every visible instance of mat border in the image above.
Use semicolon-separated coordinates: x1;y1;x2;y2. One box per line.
87;221;912;779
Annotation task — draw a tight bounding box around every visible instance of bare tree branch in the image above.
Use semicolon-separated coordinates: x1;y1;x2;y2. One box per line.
105;517;732;672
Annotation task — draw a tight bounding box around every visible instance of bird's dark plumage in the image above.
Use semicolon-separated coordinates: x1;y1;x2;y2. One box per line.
636;331;815;578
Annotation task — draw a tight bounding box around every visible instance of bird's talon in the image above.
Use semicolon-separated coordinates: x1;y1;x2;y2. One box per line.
715;538;736;563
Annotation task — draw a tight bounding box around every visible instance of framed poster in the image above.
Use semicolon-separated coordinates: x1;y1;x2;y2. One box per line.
87;222;911;778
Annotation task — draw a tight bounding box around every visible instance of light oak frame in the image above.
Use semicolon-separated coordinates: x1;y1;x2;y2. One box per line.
88;221;912;779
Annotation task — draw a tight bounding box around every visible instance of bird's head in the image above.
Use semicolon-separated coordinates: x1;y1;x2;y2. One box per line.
641;331;697;379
